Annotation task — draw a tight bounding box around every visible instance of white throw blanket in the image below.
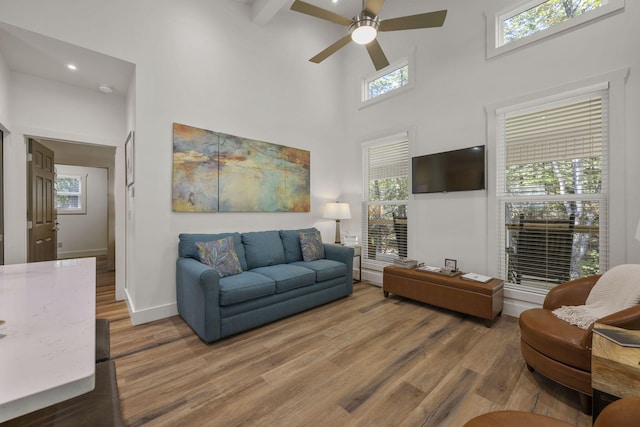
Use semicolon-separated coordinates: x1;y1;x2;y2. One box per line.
552;264;640;329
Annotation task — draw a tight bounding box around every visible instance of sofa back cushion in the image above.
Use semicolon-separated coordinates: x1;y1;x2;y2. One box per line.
178;232;248;271
242;230;286;269
279;228;318;263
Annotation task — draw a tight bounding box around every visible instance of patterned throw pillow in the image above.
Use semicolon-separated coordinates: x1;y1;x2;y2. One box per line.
299;231;325;262
196;236;243;277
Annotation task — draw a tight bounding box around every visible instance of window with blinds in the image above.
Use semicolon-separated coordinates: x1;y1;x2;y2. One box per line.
362;134;409;264
56;174;87;214
497;90;608;290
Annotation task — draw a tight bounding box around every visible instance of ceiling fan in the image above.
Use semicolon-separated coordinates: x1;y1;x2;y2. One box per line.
290;0;447;71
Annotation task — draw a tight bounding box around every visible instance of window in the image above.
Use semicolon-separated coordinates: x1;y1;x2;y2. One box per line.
56;174;87;214
362;134;409;265
502;0;603;45
361;56;414;108
496;88;608;290
487;0;624;58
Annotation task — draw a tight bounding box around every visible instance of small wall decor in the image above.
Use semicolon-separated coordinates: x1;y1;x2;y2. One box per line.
172;123;310;213
125;131;135;187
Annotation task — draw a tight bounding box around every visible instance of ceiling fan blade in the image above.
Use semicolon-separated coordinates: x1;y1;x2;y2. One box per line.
379;10;447;32
364;0;385;17
365;39;390;71
290;0;353;26
309;34;352;64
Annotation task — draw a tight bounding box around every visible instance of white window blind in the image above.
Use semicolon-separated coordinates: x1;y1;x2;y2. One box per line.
363;135;409;264
56;174;87;214
497;90;608;290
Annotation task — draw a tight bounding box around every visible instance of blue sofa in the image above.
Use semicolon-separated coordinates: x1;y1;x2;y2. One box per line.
176;228;354;343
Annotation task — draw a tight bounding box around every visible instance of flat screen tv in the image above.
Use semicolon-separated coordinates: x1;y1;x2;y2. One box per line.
412;145;486;194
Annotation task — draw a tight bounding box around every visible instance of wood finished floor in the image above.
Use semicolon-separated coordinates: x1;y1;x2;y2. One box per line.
97;273;591;427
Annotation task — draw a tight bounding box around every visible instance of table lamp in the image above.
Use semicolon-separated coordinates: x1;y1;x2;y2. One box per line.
324;202;351;244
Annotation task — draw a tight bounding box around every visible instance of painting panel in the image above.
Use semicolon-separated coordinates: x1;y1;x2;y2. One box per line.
172;123;219;212
217;133;310;212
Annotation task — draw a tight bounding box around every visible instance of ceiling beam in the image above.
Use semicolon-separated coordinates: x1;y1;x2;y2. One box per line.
251;0;290;25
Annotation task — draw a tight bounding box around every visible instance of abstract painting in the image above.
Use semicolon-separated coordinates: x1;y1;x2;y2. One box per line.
172;123;310;212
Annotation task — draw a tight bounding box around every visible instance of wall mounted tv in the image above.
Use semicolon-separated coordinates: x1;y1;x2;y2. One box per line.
412;145;486;194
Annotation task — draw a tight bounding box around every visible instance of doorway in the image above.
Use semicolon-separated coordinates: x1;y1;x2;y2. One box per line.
27;138;117;271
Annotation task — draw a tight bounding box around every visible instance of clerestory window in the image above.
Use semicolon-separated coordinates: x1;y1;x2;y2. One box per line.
361;56;414;108
487;0;624;58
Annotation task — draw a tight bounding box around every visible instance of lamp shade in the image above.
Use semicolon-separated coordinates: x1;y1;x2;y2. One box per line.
324;202;351;220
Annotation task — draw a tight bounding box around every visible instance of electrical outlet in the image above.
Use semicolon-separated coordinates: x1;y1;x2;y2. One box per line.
58;242;63;248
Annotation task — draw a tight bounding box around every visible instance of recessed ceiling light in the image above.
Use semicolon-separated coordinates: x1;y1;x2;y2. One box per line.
67;64;77;71
98;83;113;94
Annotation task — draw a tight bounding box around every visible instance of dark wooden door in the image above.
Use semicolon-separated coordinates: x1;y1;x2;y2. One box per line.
28;139;57;262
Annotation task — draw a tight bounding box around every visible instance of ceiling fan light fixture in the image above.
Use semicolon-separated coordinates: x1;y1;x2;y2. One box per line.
350;13;379;45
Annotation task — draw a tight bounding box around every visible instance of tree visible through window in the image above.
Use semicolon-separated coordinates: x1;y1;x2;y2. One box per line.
56;174;86;214
366;64;409;100
363;136;409;264
497;91;608;290
503;0;602;45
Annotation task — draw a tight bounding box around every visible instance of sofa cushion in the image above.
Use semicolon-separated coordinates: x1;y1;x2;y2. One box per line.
251;264;316;293
299;230;325;262
279;228;317;263
219;272;276;306
291;259;347;282
195;237;243;277
242;230;286;269
179;233;248;271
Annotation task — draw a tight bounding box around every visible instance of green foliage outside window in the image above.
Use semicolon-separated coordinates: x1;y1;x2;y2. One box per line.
55;176;81;209
505;157;603;279
503;0;602;44
367;65;408;100
367;176;408;258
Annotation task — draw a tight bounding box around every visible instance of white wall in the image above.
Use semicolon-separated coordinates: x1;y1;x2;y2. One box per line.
341;0;640;312
0;50;9;126
0;0;346;324
55;164;108;259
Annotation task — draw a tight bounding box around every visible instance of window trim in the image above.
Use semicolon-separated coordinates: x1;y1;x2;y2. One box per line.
359;52;415;110
485;68;628;310
56;173;87;215
361;132;410;269
486;0;625;59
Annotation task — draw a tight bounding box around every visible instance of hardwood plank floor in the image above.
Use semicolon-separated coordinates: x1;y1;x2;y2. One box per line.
96;275;591;427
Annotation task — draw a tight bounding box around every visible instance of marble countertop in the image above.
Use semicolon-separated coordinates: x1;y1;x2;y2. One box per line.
0;258;96;422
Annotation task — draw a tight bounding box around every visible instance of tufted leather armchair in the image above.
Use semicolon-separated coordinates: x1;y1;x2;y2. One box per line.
518;275;640;414
463;397;640;427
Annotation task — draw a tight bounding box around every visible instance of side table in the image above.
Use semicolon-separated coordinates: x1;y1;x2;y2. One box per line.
591;323;640;422
347;245;362;283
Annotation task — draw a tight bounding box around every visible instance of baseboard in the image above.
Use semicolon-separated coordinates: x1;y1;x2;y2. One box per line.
58;249;108;259
503;285;546;317
363;269;383;285
124;288;178;325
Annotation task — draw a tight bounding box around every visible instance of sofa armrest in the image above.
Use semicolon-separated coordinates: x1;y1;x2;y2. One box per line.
176;257;222;343
543;275;601;310
324;244;354;291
